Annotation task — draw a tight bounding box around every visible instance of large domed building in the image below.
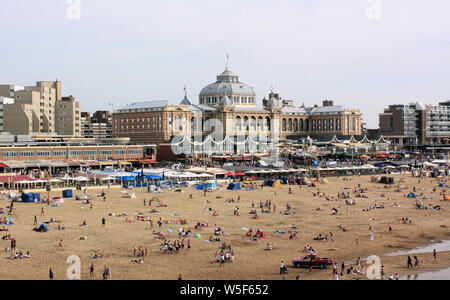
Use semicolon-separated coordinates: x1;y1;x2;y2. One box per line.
199;66;257;107
113;64;363;158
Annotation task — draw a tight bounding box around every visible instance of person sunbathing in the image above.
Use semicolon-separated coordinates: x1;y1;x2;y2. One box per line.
211;211;219;217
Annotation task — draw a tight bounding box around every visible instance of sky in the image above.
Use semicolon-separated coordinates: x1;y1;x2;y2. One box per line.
0;0;449;128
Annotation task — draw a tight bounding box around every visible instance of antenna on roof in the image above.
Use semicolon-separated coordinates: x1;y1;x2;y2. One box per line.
226;53;230;68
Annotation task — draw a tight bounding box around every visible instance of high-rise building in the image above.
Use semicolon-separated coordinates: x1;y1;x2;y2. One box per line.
0;80;81;137
0;96;15;132
81;110;113;141
379;101;450;146
55;95;81;136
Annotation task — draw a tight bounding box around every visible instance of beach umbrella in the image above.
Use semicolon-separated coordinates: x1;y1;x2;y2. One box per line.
167;228;173;234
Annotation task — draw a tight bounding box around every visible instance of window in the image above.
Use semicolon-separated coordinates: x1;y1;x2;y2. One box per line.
115;150;126;155
20;151;34;157
100;150;113;156
3;152;18;158
37;151;51;157
70;150;82;156
128;149;141;155
53;151;67;157
85;150;98;156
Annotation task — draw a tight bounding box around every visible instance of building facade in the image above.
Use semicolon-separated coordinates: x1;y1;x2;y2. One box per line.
113;67;362;143
0;80;81;137
0;96;15;132
81;110;113;141
113;66;363;155
379;101;450;146
0;144;155;162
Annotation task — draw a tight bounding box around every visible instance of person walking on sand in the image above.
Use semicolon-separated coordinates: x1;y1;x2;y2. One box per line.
407;256;413;268
89;264;95;277
49;268;54;280
433;249;437;262
414;256;419;267
41;207;45;216
33;216;38;226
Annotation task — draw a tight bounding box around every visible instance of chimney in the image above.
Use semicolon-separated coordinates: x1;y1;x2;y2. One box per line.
323;100;334;107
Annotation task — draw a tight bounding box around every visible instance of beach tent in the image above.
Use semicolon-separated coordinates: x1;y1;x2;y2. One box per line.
1;217;15;225
195;181;218;191
62;189;73;198
21;193;41;203
438;183;447;188
407;193;417;198
268;180;282;188
35;223;48;232
227;182;241;190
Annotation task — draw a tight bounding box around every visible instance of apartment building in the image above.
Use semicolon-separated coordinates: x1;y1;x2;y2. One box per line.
81;110;113;141
0;96;15;132
0;80;81;137
55;96;82;136
379;101;450;146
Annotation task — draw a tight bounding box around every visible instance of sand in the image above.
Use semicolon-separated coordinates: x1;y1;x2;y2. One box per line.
0;174;449;280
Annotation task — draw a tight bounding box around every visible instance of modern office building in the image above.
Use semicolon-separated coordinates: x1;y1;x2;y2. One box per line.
379;101;450;146
81;110;113;141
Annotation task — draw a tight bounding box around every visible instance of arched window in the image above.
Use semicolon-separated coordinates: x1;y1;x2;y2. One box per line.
282;119;287;131
293;119;298;132
288;119;293;132
265;117;271;131
235;116;242;132
191;117;195;132
258;117;264;131
300;119;304;131
250;117;257;131
243;116;249;131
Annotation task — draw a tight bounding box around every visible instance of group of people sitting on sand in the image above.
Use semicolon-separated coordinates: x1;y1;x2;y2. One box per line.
401;217;412;224
7;250;31;260
133;245;148;258
2;234;12;240
244;228;265;241
194;222;208;230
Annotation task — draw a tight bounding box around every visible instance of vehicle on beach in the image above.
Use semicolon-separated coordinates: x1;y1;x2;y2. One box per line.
292;255;333;269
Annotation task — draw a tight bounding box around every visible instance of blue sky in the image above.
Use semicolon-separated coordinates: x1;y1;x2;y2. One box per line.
1;0;449;128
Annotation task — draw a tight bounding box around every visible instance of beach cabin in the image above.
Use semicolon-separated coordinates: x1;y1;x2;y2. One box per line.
21;193;41;203
228;182;241;190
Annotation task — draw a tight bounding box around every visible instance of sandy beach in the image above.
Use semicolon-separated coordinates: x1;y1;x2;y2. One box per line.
0;174;449;280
